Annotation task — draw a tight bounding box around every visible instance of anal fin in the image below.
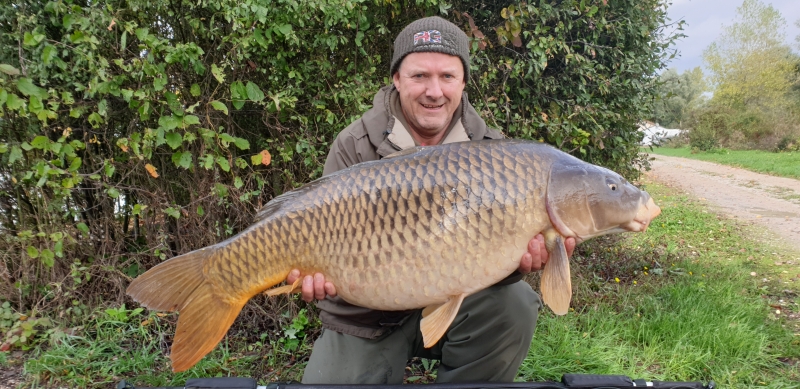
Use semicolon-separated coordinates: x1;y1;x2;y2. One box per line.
263;277;302;296
540;232;572;315
420;294;466;348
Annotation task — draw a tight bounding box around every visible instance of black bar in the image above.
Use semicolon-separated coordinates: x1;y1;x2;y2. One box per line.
116;375;715;389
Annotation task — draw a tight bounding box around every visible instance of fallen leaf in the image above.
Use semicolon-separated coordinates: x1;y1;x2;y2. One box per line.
260;149;271;166
145;163;159;178
108;19;116;30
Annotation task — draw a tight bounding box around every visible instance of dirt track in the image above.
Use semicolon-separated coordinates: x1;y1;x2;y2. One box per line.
645;154;800;252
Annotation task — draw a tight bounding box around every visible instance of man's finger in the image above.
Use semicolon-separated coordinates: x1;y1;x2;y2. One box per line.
287;269;300;284
529;234;547;269
314;273;326;300
302;275;314;302
324;282;337;298
519;252;533;274
565;237;576;257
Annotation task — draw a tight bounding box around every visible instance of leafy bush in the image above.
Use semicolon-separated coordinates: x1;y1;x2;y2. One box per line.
776;136;800;152
0;0;678;311
0;301;53;351
684;105;777;151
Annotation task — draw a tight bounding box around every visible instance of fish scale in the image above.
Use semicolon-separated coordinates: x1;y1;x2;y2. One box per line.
127;139;661;372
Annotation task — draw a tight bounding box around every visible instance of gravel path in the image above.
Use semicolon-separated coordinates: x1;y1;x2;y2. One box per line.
645;154;800;252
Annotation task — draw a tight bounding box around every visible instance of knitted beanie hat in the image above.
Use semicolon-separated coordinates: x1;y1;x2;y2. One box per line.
390;16;471;79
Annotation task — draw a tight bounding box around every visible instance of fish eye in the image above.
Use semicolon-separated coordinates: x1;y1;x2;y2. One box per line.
608;183;617;191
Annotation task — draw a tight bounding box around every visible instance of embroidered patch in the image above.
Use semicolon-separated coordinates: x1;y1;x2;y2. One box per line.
413;30;442;45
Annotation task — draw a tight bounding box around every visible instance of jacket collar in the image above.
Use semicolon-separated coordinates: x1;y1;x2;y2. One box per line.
365;85;494;158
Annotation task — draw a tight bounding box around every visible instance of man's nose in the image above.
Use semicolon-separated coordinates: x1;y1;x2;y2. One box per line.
425;78;443;99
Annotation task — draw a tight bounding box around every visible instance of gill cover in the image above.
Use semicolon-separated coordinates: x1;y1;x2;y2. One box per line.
546;162;657;242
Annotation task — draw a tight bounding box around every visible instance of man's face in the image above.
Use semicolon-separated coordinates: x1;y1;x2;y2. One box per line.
392;52;466;139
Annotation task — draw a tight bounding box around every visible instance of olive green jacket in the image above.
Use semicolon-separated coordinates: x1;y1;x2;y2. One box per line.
317;84;509;339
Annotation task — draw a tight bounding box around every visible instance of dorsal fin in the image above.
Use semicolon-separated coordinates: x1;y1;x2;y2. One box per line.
253;146;427;224
253;189;301;223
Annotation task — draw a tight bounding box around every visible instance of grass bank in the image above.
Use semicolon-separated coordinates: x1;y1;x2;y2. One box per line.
647;147;800;179
6;181;800;388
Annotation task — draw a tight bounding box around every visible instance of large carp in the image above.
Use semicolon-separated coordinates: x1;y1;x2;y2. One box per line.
127;139;660;372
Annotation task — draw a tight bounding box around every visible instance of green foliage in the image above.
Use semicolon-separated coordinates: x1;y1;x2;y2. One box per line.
0;0;677;310
776;136;800;152
278;308;311;352
104;304;143;323
684;105;775;151
0;301;53;351
652;67;706;128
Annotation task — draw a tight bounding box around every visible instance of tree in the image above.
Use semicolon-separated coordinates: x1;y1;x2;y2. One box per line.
653;67;706;128
703;0;795;111
796;19;800;49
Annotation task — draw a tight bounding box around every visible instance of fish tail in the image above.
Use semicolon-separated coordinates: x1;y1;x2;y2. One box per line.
126;247;245;372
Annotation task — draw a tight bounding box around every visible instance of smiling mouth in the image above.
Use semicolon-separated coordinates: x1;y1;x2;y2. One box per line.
421;103;444;109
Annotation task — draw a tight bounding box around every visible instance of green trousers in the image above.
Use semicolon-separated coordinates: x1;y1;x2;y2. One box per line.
302;281;541;384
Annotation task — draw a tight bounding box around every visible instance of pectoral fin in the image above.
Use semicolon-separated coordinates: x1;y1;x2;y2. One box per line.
263;277;302;296
540;231;572;315
421;303;443;318
420;294;466;348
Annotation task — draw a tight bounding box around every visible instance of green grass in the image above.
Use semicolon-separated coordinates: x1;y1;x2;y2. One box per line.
647;146;800;179
14;182;800;388
22;304;313;387
520;181;800;388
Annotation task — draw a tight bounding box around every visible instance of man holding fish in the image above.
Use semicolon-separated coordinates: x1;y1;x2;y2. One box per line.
292;16;577;384
126;15;660;378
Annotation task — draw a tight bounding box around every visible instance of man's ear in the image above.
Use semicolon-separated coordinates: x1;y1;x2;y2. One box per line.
392;72;400;91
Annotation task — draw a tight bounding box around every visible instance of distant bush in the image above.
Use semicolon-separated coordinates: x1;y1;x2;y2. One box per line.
776;136;800;152
683;105;787;151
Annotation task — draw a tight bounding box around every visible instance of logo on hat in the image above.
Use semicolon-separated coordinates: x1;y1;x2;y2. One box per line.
413;30;442;45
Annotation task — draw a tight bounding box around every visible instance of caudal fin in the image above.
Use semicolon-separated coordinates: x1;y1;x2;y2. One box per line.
126;247;245;372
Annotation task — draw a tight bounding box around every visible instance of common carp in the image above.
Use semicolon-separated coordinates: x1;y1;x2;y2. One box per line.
127;139;660;372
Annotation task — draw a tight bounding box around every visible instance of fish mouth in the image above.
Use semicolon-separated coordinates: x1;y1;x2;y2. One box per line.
626;196;661;232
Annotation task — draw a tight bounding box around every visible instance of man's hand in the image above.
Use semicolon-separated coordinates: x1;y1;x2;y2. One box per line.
518;234;576;274
287;269;337;302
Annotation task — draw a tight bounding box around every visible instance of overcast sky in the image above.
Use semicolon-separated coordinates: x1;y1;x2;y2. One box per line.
665;0;800;73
